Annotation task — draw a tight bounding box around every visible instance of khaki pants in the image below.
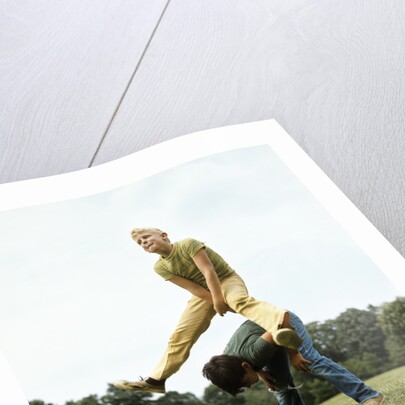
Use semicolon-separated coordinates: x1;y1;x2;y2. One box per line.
150;272;285;380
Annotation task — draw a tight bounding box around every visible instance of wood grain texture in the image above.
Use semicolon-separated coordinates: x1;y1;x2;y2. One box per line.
1;1;404;257
93;0;405;256
0;0;168;182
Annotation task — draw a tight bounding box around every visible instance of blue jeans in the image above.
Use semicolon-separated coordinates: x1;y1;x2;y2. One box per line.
264;312;381;405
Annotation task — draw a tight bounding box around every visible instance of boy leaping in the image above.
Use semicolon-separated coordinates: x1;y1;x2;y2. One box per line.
113;228;302;393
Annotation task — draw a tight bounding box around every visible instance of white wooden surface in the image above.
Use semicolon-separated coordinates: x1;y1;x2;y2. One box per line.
1;0;405;257
0;0;168;180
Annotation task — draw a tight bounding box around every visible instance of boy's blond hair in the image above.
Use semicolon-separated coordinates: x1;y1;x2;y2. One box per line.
130;227;165;241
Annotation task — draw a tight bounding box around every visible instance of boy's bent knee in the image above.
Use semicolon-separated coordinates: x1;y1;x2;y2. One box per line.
226;296;253;312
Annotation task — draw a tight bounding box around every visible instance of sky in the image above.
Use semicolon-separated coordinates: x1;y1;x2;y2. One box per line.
0;145;402;405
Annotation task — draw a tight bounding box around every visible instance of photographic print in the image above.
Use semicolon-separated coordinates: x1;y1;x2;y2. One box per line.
0;121;404;405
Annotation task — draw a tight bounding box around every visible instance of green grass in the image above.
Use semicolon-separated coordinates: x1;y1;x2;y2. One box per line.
320;366;405;405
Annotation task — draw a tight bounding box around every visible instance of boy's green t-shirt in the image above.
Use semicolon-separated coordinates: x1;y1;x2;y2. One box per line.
224;320;278;370
154;238;234;289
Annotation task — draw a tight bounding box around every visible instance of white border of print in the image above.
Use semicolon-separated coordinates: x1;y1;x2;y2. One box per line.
0;120;404;404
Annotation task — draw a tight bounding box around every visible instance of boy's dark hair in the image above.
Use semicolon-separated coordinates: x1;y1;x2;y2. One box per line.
202;355;246;396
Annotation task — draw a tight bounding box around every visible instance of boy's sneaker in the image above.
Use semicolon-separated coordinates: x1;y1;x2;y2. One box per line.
112;378;166;393
273;328;303;350
363;394;385;405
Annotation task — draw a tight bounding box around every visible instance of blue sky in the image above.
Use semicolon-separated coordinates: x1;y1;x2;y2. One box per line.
0;145;401;404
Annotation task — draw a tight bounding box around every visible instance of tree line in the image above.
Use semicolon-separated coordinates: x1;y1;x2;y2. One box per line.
30;297;405;405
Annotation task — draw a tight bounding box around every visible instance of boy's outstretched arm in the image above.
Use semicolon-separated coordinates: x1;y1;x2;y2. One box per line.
169;276;214;303
192;248;229;316
169;276;235;315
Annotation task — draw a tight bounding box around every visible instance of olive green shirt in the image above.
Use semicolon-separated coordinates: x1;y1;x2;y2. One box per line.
154;238;234;289
224;320;278;371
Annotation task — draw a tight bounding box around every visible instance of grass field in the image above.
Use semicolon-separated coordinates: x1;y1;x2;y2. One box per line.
320;366;405;405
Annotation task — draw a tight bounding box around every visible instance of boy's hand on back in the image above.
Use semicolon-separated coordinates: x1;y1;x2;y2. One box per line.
288;350;312;372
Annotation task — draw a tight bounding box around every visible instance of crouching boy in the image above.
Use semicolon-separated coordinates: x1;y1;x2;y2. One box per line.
202;312;385;405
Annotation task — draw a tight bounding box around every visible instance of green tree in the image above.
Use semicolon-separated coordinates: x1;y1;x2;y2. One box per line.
242;381;278;405
342;351;387;378
384;335;405;367
379;297;405;367
155;390;203;404
335;306;386;357
305;320;345;362
379;297;405;337
100;384;154;405
334;306;388;378
303;378;338;404
203;384;245;405
30;401;57;405
65;395;102;405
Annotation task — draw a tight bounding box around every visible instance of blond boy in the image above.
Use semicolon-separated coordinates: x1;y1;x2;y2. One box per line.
114;228;302;393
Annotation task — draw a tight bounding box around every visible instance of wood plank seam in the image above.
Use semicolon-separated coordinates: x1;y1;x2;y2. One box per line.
87;0;173;168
